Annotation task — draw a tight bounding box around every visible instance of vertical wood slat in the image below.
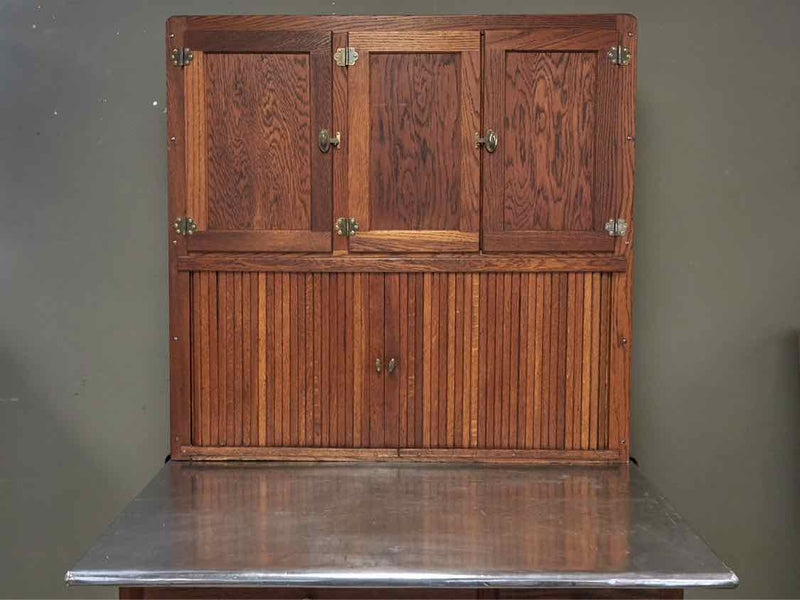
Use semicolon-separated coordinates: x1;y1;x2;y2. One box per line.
242;273;251;446
184;50;206;230
188;271;614;453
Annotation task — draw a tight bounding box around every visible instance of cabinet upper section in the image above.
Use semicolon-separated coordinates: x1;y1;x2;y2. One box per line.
167;15;637;258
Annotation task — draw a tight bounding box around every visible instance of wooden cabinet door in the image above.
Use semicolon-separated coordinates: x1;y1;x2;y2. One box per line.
483;29;622;252
345;32;481;253
181;31;332;253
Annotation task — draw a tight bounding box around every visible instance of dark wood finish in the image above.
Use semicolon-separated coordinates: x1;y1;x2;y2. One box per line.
349;231;479;253
347;32;480;253
483;28;621;253
187;271;617;457
332;31;349;254
169;14;636;464
167;17;192;457
187;231;332;253
183;32;332;253
205;52;311;230
186;29;330;52
180;445;620;463
122;586;682;599
179;15;621;31
483;232;613;253
608;15;637;460
178;255;627;273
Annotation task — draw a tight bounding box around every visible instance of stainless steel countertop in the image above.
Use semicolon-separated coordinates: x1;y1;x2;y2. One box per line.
65;461;737;589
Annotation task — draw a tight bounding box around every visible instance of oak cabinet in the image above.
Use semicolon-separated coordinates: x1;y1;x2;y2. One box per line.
168;15;636;463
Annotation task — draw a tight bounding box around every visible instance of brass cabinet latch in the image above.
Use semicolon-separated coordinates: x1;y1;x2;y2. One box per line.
607;46;631;66
476;130;498;153
170;47;194;67
334;47;359;67
335;217;359;237
604;218;628;237
319;129;341;153
375;358;397;374
173;216;197;236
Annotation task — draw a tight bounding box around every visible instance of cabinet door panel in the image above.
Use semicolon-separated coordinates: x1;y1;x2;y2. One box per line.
347;32;480;253
483;29;621;253
188;272;395;448
182;31;332;253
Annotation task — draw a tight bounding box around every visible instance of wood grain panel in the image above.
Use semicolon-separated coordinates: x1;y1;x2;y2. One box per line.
167;17;192;458
347;32;480;252
179;254;626;273
181;15;620;32
369;53;461;231
206;53;311;231
608;14;636;459
504;51;595;232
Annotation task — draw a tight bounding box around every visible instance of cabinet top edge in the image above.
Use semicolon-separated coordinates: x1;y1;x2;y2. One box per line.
167;14;634;32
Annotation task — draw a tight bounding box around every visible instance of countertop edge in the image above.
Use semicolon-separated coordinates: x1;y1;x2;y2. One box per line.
65;569;740;589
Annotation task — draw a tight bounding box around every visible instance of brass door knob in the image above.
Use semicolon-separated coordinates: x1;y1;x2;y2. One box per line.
387;358;397;374
475;129;498;153
375;358;382;374
319;129;341;153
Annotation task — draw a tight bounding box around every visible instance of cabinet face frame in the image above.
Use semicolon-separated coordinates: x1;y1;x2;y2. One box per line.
167;14;636;463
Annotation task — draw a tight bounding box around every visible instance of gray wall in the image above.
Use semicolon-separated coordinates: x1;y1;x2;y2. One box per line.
1;0;798;598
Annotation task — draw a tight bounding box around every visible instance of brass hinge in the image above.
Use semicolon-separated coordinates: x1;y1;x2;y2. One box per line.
335;217;359;237
334;47;359;67
173;216;197;236
170;47;194;67
607;45;631;66
604;218;628;237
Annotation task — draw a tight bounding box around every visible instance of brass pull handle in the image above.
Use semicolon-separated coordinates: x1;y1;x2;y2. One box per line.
387;358;397;374
475;129;498;153
319;129;341;153
375;358;382;374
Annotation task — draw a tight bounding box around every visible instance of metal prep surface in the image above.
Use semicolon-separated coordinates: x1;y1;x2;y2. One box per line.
65;462;737;589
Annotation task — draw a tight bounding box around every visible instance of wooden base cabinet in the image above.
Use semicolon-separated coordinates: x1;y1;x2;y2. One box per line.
167;15;637;464
121;587;682;599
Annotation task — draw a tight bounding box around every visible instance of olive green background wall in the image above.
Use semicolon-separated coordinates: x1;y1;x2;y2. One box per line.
1;0;798;598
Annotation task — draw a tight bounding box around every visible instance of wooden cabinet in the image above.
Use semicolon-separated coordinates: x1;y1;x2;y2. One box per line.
167;15;636;464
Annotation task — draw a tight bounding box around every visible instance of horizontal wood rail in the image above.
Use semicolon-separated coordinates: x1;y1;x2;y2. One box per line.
179;446;624;463
178;254;627;273
186;231;332;253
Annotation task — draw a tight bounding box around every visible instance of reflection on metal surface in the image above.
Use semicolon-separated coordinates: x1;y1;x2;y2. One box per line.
65;463;738;589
